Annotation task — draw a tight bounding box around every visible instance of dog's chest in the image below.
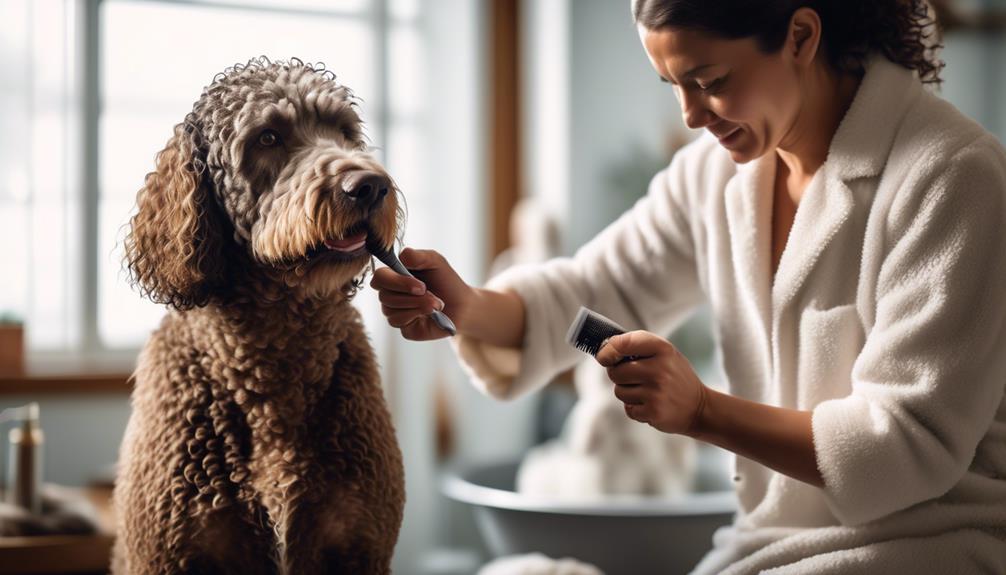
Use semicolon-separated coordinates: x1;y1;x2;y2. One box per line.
207;337;402;569
243;405;370;541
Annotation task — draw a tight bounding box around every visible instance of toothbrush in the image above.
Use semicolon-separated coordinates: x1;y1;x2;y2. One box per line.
366;237;457;336
566;306;640;364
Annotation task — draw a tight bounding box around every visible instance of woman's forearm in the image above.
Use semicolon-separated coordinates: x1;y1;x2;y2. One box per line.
456;287;526;349
687;387;824;488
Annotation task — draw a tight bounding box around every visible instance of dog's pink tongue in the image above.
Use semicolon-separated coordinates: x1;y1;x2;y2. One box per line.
325;232;367;251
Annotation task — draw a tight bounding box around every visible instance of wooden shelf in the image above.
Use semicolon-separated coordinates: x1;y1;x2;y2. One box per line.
0;534;115;574
0;372;133;395
0;486;116;575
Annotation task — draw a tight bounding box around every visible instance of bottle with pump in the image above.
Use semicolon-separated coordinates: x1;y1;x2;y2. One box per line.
2;402;44;515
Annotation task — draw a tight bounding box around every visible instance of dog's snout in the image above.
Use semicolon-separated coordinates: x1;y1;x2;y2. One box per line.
343;174;390;208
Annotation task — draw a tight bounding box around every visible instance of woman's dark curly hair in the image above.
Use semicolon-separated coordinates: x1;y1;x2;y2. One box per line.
631;0;944;85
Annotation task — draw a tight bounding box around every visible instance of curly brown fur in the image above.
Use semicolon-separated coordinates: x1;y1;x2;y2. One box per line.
113;57;406;575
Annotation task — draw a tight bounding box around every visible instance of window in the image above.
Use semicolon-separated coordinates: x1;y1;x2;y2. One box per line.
0;0;85;352
1;0;427;363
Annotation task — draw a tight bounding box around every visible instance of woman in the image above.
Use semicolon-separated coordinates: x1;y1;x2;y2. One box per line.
372;0;1006;572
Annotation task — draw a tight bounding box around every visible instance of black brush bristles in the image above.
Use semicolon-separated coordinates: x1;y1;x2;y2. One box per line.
566;306;636;360
365;235;397;269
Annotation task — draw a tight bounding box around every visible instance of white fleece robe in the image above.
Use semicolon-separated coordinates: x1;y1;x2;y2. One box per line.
449;55;1006;573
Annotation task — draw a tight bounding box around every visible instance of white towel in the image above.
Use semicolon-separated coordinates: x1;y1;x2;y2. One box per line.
516;360;697;500
478;553;605;575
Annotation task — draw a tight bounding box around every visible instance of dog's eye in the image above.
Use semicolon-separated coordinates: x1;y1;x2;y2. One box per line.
258;130;280;147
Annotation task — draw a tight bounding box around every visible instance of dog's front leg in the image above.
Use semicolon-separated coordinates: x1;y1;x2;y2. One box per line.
321;547;393;575
113;411;241;575
272;497;393;575
112;472;215;574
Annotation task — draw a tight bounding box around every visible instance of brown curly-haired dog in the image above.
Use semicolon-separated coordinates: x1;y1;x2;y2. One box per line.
111;57;406;575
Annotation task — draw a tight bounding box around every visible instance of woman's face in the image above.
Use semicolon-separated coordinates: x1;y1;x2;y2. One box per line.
639;25;803;164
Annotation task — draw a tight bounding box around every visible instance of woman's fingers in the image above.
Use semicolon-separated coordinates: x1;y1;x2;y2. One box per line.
379;289;445;311
612;382;648;405
595;331;668;367
400;316;452;341
370;266;427;296
383;302;443;327
368;246;467;342
624;402;651;423
374;262;446;332
605;358;653;385
399;247;445;271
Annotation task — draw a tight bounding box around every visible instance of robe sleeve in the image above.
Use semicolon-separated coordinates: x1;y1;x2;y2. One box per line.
449;146;708;401
812;137;1006;526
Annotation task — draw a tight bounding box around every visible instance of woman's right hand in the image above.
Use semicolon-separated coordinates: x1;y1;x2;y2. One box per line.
370;247;474;341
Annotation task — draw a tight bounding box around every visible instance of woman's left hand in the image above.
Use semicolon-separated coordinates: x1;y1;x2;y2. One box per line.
595;330;708;436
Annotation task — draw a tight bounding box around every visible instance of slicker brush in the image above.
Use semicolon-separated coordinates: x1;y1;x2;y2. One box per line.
565;306;640;364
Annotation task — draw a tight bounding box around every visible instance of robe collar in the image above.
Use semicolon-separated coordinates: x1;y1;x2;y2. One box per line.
726;55;924;340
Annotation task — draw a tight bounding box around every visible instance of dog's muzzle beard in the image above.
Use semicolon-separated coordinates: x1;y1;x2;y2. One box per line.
250;167;396;270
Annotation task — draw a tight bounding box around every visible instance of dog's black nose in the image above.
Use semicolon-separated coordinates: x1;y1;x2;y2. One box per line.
343;174;390;208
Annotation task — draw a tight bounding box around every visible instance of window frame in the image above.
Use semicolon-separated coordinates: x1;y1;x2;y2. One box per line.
24;0;399;372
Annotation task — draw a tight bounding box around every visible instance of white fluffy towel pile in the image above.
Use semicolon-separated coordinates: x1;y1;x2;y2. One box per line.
478;553;605;575
516;359;697;500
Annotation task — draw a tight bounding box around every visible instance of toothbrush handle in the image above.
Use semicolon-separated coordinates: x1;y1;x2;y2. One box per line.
430;310;457;336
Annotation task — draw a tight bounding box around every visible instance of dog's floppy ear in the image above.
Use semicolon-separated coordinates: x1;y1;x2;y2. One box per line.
124;119;227;310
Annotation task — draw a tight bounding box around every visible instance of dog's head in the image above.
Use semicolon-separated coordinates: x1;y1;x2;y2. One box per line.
124;57;403;309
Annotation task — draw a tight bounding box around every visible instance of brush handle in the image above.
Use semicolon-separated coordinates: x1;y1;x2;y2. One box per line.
369;245;457;336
